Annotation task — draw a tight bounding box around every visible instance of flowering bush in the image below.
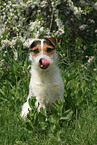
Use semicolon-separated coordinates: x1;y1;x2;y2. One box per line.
1;0;97;64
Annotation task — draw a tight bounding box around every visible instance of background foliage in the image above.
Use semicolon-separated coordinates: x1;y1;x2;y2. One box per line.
0;0;97;144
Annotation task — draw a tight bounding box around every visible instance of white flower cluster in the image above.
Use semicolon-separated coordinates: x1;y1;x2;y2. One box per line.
0;1;26;40
25;0;47;8
51;0;61;7
81;56;96;72
93;2;97;10
54;9;65;36
79;24;87;30
67;0;82;16
29;20;50;38
67;0;89;17
1;0;96;44
51;0;64;36
1;37;26;49
28;0;64;37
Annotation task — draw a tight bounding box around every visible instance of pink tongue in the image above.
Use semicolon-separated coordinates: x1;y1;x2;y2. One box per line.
41;59;49;68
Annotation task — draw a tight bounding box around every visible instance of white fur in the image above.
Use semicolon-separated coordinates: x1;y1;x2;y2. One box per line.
21;39;64;118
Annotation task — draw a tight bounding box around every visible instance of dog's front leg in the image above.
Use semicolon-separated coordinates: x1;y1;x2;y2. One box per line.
21;92;32;118
35;97;46;112
21;101;32;118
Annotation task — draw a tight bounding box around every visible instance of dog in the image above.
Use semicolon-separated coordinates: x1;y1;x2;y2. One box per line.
21;37;64;118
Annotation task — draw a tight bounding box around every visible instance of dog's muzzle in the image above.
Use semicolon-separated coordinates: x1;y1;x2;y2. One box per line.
39;58;49;69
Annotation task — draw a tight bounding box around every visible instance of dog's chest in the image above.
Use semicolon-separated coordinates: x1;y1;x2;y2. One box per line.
33;82;59;103
30;69;61;103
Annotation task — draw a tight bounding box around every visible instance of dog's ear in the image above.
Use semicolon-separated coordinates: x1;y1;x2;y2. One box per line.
46;38;57;47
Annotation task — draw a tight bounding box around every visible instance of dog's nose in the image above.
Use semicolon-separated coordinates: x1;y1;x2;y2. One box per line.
39;58;49;69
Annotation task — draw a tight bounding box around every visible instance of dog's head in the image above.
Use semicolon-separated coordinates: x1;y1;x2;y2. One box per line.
29;38;57;70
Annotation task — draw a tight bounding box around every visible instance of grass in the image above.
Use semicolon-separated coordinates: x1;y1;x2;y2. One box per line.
0;45;97;144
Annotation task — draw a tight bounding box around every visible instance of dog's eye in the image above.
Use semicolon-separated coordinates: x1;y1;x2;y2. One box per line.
31;49;39;54
47;48;53;53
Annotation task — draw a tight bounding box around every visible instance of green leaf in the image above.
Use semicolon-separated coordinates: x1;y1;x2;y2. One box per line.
60;110;73;121
49;115;59;124
26;122;33;131
39;122;47;130
92;94;97;103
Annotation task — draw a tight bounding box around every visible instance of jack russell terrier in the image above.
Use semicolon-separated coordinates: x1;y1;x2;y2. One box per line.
21;38;64;118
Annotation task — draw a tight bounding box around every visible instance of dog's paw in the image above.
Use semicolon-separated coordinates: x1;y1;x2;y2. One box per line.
21;102;31;119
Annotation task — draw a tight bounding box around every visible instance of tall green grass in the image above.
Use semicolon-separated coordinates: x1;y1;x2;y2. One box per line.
0;44;97;144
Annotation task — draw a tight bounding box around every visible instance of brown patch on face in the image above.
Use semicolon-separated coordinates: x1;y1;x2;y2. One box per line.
43;43;55;57
30;41;55;57
30;44;41;57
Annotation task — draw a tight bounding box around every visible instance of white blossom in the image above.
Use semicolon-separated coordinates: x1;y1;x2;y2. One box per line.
88;56;94;63
95;30;97;33
79;24;87;30
94;2;97;10
54;10;64;36
13;50;18;61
